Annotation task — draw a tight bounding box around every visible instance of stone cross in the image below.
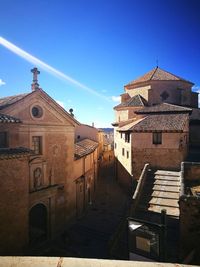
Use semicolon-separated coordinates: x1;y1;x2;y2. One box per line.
31;67;40;83
31;67;40;91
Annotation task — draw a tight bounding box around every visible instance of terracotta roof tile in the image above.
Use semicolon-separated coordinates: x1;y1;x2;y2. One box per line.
0;113;21;123
0;93;30;110
135;103;192;114
75;138;98;159
0;147;34;159
114;94;147;109
125;67;193;86
118;118;145;132
132;114;188;132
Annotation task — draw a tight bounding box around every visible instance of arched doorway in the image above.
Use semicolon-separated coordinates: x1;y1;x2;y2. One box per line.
29;203;48;245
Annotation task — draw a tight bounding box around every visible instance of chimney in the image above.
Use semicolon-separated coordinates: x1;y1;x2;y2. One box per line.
121;93;131;103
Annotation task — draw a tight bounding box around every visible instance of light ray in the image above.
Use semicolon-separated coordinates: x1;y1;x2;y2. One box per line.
0;36;110;102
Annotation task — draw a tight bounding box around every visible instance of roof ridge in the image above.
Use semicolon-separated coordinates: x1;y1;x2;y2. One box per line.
149;66;158;80
138;94;147;106
156;67;187;81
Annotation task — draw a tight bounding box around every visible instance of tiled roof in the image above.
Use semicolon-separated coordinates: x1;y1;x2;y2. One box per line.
114;94;147;109
0;113;21;123
118;118;145;132
0;93;30;110
0;147;34;159
75;138;98;159
125;67;193;86
130;114;188;132
135;103;192;114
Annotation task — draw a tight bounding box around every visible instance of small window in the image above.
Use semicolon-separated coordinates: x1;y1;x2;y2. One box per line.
32;136;42;154
120;133;123;138
127;151;129;158
32;105;43;118
125;133;130;143
153;132;162;145
0;132;8;148
122;148;125;156
114;143;117;149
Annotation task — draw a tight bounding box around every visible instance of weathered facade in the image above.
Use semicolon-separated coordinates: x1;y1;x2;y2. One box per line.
74;138;98;218
0;69;99;255
113;67;200;189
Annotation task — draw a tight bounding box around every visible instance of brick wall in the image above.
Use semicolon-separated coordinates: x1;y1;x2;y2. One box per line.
0;157;29;255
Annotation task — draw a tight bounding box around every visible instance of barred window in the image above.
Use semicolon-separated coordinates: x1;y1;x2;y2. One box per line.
32;136;42;154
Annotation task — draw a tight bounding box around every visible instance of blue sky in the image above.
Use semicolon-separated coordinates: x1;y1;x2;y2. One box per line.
0;0;200;127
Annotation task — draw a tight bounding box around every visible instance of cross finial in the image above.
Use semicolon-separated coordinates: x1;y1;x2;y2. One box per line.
31;67;40;91
156;59;159;67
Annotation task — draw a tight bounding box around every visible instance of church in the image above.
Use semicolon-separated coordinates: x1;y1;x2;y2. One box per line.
0;68;99;254
113;67;200;189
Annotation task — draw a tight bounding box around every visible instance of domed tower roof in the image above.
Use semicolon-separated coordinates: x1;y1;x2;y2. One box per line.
125;67;194;87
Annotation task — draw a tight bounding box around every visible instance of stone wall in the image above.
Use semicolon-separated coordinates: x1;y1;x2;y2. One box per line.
125;80;193;107
183;162;200;181
131;131;188;179
179;196;200;261
132;148;185;179
179;162;200;261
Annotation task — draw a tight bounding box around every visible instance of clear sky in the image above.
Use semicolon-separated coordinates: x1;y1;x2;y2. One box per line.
0;0;200;127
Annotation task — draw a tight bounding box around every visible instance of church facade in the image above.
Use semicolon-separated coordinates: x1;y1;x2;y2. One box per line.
0;68;99;254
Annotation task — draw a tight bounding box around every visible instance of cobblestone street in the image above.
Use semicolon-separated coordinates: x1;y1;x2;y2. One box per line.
31;161;130;259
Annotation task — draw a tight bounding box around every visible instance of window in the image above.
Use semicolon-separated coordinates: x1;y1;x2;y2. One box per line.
122;148;125;156
32;136;42;154
125;133;130;143
120;133;123;138
127;151;129;158
114;143;117;149
153;132;162;145
0;132;8;148
31;105;43;118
